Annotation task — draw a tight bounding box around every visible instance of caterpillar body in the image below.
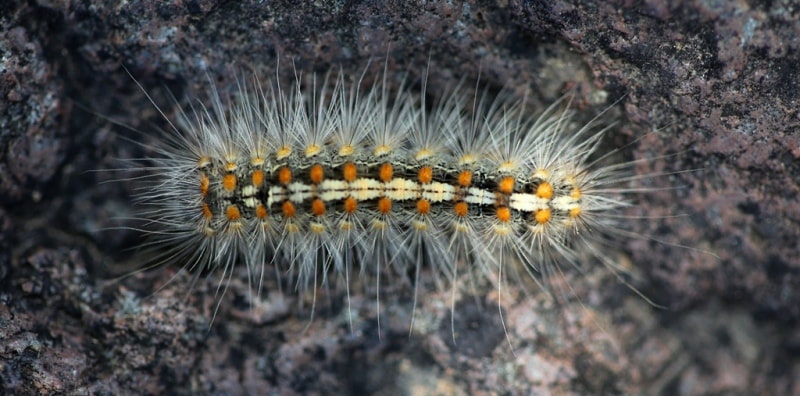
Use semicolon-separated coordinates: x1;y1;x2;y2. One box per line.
129;67;642;323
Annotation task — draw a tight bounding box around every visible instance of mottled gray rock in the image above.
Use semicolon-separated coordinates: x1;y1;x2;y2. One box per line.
2;1;798;395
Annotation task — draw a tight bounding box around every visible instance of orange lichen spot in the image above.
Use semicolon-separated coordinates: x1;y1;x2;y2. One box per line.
223;174;237;192
534;208;551;224
457;170;472;187
343;197;358;213
454;201;469;217
255;204;268;219
282;201;296;218
377;197;392;214
571;187;582;199
418;166;433;184
309;164;324;184
311;199;326;216
496;206;512;222
201;202;213;219
498;176;515;194
536;182;553;199
278;167;292;185
342;162;357;182
569;206;582;218
199;174;210;196
379;163;393;182
416;199;431;215
251;170;264;187
226;205;241;221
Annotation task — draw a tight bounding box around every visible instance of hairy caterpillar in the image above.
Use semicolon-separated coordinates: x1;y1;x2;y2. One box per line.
120;65;665;335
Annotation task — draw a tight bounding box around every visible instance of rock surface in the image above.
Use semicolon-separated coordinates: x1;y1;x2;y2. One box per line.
2;1;798;394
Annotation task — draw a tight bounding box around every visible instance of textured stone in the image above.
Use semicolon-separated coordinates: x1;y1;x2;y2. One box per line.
2;1;798;395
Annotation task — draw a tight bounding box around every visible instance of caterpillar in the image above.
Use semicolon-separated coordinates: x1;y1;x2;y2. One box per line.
123;65;655;332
